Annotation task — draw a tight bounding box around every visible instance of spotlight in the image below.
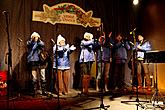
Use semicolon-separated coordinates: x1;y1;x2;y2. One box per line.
133;0;139;5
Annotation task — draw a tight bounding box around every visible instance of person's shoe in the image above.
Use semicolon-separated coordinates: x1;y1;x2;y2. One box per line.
42;91;47;96
62;92;68;95
105;87;109;92
37;90;42;95
59;93;63;96
133;86;137;92
147;87;152;92
138;86;142;89
115;87;119;91
96;87;99;92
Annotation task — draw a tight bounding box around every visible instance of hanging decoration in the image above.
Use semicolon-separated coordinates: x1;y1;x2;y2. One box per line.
32;3;101;27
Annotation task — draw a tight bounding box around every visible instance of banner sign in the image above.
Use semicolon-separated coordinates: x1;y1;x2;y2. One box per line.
32;3;101;27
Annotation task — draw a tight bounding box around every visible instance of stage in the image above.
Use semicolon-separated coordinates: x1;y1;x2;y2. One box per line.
0;88;164;110
0;0;165;110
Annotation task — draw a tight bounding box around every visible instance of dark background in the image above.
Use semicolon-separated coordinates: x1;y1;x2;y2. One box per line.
0;0;165;91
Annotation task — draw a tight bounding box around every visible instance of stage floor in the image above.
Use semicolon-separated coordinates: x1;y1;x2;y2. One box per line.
0;88;164;110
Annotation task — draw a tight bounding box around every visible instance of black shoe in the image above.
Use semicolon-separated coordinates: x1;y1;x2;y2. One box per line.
42;91;47;96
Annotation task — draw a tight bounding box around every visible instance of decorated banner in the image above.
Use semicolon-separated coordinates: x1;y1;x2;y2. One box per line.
32;3;101;27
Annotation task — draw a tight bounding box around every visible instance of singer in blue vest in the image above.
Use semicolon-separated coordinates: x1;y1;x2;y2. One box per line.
134;34;151;91
79;32;95;94
111;33;130;91
27;32;46;96
95;32;113;92
53;34;76;96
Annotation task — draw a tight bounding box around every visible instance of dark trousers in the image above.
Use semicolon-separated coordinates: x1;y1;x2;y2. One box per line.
111;62;125;89
136;60;150;87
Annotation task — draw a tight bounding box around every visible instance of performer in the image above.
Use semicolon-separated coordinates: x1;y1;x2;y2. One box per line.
111;33;130;90
95;32;113;92
53;34;76;96
134;34;151;90
27;32;47;96
79;32;95;94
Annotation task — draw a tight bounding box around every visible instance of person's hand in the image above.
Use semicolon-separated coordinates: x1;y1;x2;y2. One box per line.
108;32;112;38
99;36;105;45
64;44;69;50
137;44;142;50
70;45;76;50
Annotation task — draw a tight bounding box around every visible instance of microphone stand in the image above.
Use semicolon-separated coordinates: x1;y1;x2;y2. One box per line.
17;38;22;80
121;30;149;110
17;38;22;97
85;42;110;110
85;25;110;110
55;40;61;110
3;11;12;110
98;45;110;110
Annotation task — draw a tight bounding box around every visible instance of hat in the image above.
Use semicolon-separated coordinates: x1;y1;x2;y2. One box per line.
84;32;93;40
31;32;40;39
57;34;65;45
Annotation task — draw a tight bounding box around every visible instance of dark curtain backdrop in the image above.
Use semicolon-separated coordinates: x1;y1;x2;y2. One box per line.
0;0;165;90
0;0;132;90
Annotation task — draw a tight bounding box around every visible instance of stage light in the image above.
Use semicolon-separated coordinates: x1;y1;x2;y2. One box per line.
133;0;139;5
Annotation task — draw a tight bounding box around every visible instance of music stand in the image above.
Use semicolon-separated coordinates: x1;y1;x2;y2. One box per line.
145;51;165;109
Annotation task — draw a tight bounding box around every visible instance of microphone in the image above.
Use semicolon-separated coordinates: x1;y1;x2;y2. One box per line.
2;11;8;15
129;41;134;46
132;28;136;31
17;38;23;42
109;43;113;47
51;38;55;44
130;28;136;34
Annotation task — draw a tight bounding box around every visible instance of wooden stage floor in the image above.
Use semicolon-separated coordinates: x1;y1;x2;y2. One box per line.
0;88;164;110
